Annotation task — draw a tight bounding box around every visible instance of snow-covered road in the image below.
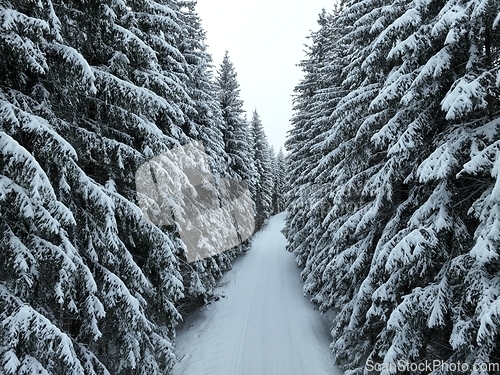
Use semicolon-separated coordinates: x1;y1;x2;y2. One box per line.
173;213;343;375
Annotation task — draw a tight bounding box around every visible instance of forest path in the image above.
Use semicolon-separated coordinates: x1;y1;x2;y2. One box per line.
173;213;343;375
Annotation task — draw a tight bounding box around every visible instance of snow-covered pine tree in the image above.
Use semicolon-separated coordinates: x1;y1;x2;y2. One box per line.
284;9;363;331
0;0;183;373
416;0;500;369
286;6;392;365
335;0;500;371
214;52;258;243
0;4;110;374
215;52;255;186
177;0;228;176
272;147;287;214
283;9;345;271
309;0;454;370
250;110;274;229
52;1;196;372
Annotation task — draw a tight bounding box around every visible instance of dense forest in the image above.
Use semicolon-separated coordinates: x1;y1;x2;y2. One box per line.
0;1;285;374
285;0;500;374
3;0;500;374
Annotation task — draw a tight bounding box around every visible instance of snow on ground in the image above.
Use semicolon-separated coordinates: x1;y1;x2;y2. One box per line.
173;213;343;375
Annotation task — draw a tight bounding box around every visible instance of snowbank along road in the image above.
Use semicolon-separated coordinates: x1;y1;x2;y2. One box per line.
173;213;343;375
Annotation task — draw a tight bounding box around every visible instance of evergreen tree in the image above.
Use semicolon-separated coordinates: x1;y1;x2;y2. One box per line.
250;110;274;229
215;51;254;184
272;147;287;214
173;1;248;311
1;0;190;372
177;0;228;177
283;9;344;268
214;52;257;240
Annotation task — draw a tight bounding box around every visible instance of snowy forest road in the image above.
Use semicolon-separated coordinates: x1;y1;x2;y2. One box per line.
173;213;343;375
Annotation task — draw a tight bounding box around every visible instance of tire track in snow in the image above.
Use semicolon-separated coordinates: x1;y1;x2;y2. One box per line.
232;233;267;374
280;244;309;375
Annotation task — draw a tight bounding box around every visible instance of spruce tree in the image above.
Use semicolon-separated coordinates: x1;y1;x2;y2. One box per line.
176;0;229;177
214;51;257;242
283;9;344;269
1;2;114;373
53;1;191;372
173;1;248;310
215;51;254;184
250;110;274;229
272;147;287;214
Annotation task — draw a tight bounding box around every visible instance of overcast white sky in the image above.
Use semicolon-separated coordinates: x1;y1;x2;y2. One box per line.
196;0;334;152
